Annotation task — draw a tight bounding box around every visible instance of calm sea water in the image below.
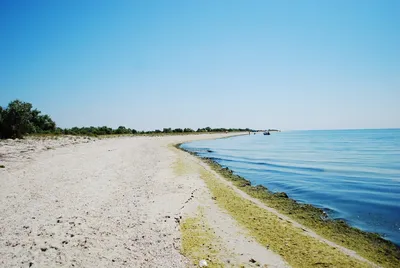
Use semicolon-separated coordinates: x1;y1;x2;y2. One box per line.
181;129;400;245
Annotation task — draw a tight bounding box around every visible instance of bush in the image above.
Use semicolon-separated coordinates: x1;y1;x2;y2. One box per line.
114;126;131;135
173;128;183;133
0;100;56;139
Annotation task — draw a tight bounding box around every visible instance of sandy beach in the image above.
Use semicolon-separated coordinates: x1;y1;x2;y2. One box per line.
0;134;389;268
0;133;286;267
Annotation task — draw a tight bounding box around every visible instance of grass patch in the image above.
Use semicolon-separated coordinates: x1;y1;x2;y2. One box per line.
199;168;370;268
200;157;400;268
181;209;225;267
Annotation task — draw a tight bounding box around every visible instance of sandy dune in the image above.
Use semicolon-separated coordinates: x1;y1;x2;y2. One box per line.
1;134;286;267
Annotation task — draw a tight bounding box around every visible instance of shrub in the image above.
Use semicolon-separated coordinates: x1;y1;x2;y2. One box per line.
173;128;183;133
0;100;56;139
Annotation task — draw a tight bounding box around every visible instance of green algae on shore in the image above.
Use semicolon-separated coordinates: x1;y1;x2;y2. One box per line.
181;209;226;268
198;167;370;268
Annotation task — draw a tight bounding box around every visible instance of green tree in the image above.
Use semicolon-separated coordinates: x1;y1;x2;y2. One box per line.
114;126;131;134
0;100;57;138
173;128;183;133
1;100;34;139
30;109;56;133
0;106;4;136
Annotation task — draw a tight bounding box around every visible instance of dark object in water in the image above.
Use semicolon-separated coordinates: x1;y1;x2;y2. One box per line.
263;131;270;135
207;149;213;153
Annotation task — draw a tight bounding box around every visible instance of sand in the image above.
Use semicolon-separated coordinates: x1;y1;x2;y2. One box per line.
0;134;288;267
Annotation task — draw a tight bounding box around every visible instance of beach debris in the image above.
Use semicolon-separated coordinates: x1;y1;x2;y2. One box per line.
249;258;256;263
199;259;208;267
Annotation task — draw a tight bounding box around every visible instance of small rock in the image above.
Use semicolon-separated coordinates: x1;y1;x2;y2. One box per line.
199;259;208;267
273;192;289;198
40;247;47;252
249;258;257;263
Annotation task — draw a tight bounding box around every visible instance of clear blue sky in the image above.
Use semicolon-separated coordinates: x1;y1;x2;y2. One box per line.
1;0;399;130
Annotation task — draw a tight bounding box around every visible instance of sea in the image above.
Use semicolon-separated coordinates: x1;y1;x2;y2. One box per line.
181;129;400;245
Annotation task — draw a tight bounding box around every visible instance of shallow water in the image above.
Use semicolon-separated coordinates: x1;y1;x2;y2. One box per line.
181;129;400;245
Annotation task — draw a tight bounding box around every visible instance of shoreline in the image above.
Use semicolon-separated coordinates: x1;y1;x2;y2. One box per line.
176;141;400;267
1;133;398;267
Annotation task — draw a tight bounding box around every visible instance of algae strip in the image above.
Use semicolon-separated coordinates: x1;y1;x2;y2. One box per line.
181;209;225;267
198;168;370;268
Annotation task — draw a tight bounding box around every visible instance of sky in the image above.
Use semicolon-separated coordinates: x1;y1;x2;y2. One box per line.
1;0;399;130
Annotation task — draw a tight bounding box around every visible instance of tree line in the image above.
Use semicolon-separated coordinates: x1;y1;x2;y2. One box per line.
0;100;250;139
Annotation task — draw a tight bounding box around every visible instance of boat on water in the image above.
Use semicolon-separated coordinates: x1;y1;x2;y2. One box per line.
263;131;270;135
